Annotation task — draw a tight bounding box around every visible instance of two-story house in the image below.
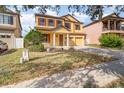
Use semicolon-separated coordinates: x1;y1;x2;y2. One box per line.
0;9;22;49
84;13;124;44
35;14;86;48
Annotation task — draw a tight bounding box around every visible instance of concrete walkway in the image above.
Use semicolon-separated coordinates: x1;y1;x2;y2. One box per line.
2;48;124;88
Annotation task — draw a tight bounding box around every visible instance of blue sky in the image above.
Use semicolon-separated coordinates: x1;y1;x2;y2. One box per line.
16;5;124;36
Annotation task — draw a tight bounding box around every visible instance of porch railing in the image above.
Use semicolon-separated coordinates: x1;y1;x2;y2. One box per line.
103;27;124;31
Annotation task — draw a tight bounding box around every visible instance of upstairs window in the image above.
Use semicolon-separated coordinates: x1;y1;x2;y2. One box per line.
39;18;45;26
65;22;71;29
0;35;11;38
121;24;124;30
48;19;54;26
75;24;80;30
4;15;9;24
57;20;62;27
0;14;13;25
0;14;3;24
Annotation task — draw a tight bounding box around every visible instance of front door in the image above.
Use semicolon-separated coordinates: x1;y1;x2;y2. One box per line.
59;35;63;46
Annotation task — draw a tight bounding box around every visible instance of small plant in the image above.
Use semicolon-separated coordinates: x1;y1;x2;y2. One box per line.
28;44;45;52
99;34;124;48
83;76;97;88
60;61;72;71
83;81;97;88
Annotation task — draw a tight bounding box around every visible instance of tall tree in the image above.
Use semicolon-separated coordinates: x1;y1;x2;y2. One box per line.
1;5;124;21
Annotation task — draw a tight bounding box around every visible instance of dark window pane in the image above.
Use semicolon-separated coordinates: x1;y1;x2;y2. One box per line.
6;35;11;38
57;20;62;27
40;18;45;26
75;24;80;30
1;35;5;38
65;23;71;29
48;19;54;26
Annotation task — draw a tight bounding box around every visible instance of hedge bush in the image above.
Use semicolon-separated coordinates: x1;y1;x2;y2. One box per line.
99;34;123;48
28;44;45;52
24;28;44;47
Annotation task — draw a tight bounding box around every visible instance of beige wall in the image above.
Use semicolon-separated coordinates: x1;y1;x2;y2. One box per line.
0;13;22;49
84;22;103;44
0;13;21;38
0;30;15;49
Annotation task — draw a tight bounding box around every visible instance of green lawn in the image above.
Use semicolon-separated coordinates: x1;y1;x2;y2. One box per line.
88;44;124;51
0;49;114;86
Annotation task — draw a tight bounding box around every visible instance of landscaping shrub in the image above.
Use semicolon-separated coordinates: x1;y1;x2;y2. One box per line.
28;44;45;52
24;28;44;47
68;47;75;52
99;34;124;48
60;61;72;71
24;28;45;52
83;81;97;88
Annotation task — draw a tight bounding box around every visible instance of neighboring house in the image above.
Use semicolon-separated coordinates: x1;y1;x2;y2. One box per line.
35;14;86;48
84;13;124;44
0;9;22;49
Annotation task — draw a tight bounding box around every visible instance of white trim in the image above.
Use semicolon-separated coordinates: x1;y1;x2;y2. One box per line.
67;34;69;47
0;33;12;35
53;33;56;47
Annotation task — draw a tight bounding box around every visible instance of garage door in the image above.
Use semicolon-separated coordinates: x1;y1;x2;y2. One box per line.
69;37;75;46
75;37;83;46
15;38;24;48
0;34;14;49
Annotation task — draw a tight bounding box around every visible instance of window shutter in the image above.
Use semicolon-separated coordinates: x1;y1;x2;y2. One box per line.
10;16;13;25
38;17;41;25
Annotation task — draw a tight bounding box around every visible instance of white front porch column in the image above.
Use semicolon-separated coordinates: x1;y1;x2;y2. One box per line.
114;21;116;30
67;34;69;47
108;20;110;30
53;33;56;47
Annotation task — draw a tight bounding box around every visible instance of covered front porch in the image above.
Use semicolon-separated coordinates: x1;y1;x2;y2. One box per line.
43;32;85;48
53;33;70;47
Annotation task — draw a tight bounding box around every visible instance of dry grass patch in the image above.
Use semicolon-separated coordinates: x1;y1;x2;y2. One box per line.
105;78;124;88
0;49;114;86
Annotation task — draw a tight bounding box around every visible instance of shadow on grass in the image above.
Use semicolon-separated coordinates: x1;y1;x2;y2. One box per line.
23;49;124;88
30;52;65;62
2;49;124;87
29;57;41;61
0;49;17;56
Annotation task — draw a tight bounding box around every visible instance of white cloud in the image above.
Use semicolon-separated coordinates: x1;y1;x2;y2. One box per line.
46;10;58;16
20;13;35;36
103;6;115;17
73;13;91;25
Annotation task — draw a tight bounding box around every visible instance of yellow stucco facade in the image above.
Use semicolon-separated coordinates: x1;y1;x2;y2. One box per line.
35;14;86;48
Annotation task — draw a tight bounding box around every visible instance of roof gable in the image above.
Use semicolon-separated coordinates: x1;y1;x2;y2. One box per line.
62;16;70;21
84;13;124;28
62;14;82;23
103;13;119;19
